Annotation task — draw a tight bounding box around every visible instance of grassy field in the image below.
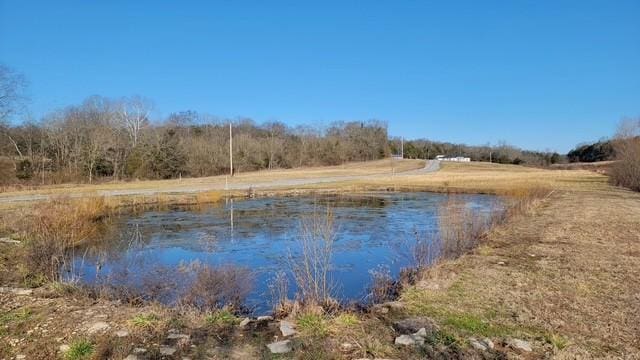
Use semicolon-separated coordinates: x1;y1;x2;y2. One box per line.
1;159;638;359
0;158;424;197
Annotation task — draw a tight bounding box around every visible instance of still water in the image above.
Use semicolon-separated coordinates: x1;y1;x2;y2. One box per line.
67;192;499;314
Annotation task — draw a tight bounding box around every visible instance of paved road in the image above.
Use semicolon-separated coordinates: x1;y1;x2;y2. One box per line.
0;160;441;204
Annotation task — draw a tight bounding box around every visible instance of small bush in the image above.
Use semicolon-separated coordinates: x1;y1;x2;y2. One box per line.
179;263;253;311
367;265;398;304
268;270;292;317
333;313;359;327
609;118;640;192
205;309;238;327
130;313;159;328
289;207;336;307
21;196;112;281
438;198;493;259
297;312;328;337
65;339;94;360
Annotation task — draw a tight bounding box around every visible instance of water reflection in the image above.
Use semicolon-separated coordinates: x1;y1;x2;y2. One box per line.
66;192;501;314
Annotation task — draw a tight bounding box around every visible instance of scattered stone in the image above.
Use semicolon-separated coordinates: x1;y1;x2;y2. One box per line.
482;338;495;349
279;320;297;337
115;330;130;337
395;334;424;346
267;340;293;354
86;321;110;334
167;333;190;340
0;237;20;244
395;327;429;346
372;304;389;314
340;343;354;352
59;344;70;353
507;338;532;352
133;348;147;354
257;315;273;322
124;355;137;360
393;317;438;335
16;355;26;360
497;261;506;266
417;328;428;337
239;317;252;328
13;289;33;296
469;338;488;351
159;346;177;356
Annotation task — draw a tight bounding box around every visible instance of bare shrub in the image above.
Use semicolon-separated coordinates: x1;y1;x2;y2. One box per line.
438;191;551;259
268;270;293;317
610;118;640;191
289;207;336;307
179;263;253;312
438;198;493;258
367;265;397;304
21;196;112;281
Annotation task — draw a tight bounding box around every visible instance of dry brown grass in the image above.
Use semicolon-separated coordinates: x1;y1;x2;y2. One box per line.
0;158;424;197
401;186;640;358
1;160;633;359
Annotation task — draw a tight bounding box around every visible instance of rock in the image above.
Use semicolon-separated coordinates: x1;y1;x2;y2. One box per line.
133;348;147;354
115;330;130;337
167;333;190;340
124;355;138;360
16;355;26;360
393;317;438;335
86;321;110;334
59;344;70;352
507;338;532;352
497;261;506;266
257;315;273;322
159;346;177;356
482;338;495;349
13;289;33;296
0;237;20;244
414;328;427;338
266;340;293;354
279;320;297;337
372;304;390;314
469;338;488;351
238;317;252;328
395;334;424;346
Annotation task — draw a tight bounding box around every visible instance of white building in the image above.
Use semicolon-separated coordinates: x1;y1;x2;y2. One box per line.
435;155;471;162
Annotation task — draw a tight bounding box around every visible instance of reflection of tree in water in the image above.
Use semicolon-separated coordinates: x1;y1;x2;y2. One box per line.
197;231;218;254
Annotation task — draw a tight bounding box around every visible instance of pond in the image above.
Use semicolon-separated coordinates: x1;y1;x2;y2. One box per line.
65;192;501;314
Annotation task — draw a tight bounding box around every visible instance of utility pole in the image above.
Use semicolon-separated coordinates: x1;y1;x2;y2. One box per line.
401;137;404;159
489;151;492;163
229;122;234;176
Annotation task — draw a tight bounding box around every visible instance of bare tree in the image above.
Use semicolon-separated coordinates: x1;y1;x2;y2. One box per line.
116;96;152;147
0;64;27;124
0;65;28;158
610;118;640;191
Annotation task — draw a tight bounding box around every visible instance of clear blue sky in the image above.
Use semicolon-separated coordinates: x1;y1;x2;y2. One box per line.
1;1;638;152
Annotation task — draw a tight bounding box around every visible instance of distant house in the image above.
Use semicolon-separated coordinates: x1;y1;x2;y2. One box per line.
435;155;471;162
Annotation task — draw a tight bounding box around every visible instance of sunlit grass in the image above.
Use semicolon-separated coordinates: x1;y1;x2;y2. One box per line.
64;339;94;360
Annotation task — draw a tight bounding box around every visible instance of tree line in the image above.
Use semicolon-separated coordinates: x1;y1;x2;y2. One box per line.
390;138;563;166
0;95;389;185
0;64;575;187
